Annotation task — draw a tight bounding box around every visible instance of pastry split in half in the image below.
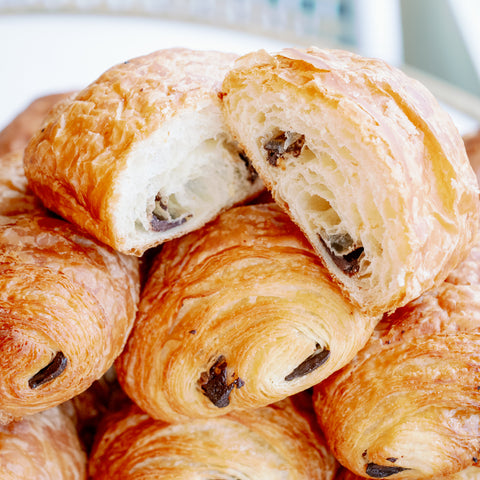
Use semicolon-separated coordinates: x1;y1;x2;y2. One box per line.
115;203;378;423
24;48;263;256
314;236;480;479
221;47;480;315
89;394;338;479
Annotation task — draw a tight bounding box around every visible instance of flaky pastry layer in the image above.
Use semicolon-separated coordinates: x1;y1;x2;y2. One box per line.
89;394;337;479
221;47;480;315
0;403;86;479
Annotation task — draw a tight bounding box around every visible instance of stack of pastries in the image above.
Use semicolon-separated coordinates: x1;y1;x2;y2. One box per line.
1;46;479;479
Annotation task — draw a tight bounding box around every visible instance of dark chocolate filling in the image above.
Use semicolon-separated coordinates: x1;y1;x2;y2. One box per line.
238;151;258;184
28;351;67;389
199;355;244;408
318;234;364;276
366;463;409;478
263;131;305;166
285;344;330;381
150;212;191;232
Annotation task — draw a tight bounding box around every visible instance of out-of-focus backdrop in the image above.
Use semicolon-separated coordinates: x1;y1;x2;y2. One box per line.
1;0;479;134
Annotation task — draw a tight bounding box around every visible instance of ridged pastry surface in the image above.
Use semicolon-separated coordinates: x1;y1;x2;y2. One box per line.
221;47;480;315
116;203;378;422
314;238;480;479
0;214;140;424
0;404;87;479
89;394;337;479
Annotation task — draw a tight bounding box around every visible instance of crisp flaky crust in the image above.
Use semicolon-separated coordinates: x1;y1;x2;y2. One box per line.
221;47;480;316
0;92;72;156
89;394;338;479
24;48;264;256
0;403;87;479
0;150;47;216
0;214;140;424
115;203;378;423
314;237;480;479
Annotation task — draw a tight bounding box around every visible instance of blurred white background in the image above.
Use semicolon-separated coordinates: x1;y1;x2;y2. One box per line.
0;0;479;133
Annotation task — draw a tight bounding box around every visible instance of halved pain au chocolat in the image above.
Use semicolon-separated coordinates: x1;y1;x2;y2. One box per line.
319;234;364;276
285;344;330;381
28;351;67;389
263;131;305;166
366;463;409;478
198;355;245;408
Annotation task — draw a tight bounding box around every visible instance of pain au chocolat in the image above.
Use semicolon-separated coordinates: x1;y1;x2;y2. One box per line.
0;212;140;424
23;48;263;256
221;47;479;315
115;203;378;423
314;235;480;479
89;394;337;479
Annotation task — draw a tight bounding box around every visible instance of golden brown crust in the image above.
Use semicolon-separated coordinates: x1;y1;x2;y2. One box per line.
0;213;140;424
0;92;73;156
221;47;480;316
0;150;47;216
116;203;378;422
24;48;263;255
89;394;338;479
0;403;87;479
314;238;480;479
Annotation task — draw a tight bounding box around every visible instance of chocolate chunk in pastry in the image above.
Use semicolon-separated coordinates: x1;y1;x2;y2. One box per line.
88;394;338;479
365;463;409;478
28;351;68;389
115;203;378;423
314;237;480;479
24;48;264;256
221;47;479;315
0;213;139;424
284;344;330;381
198;355;245;408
